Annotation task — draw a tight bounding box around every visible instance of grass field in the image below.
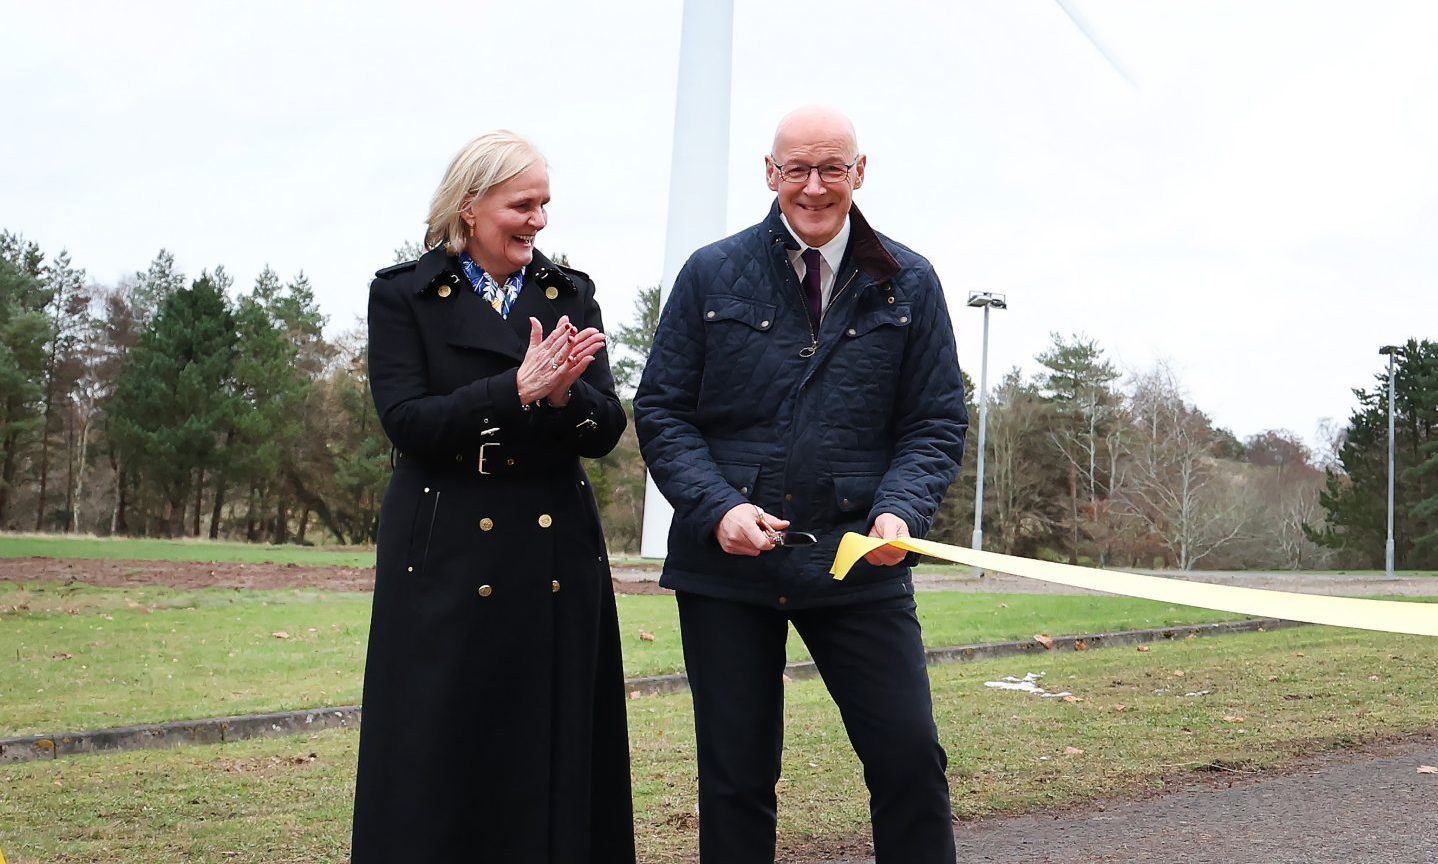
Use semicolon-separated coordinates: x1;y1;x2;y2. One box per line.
0;534;375;567
0;581;1245;736
2;625;1436;863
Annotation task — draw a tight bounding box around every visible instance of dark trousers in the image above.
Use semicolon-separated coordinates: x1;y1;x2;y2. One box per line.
676;591;956;864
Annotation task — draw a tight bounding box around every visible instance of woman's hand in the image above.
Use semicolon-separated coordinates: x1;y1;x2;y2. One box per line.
516;316;609;406
543;326;606;407
516;316;578;405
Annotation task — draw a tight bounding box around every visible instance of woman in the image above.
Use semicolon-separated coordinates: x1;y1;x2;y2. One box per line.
352;130;635;863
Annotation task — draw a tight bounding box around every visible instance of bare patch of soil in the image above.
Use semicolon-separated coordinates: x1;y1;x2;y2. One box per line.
0;556;669;596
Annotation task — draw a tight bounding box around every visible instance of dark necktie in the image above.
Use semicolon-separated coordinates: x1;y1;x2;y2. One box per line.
801;247;823;326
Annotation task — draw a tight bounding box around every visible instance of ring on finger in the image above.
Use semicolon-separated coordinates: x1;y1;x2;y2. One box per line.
549;360;559;370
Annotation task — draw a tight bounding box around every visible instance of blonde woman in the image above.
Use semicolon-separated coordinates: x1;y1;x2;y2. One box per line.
352;130;634;863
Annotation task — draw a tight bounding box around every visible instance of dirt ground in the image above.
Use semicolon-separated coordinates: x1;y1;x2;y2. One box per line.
0;556;671;595
5;555;1436;601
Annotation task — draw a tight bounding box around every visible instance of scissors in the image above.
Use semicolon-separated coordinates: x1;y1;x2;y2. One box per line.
770;530;818;547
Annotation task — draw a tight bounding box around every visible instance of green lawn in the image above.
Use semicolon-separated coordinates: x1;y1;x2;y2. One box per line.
0;533;374;567
2;626;1436;863
1;581;1244;737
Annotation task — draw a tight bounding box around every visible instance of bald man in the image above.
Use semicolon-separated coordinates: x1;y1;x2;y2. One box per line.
635;106;968;863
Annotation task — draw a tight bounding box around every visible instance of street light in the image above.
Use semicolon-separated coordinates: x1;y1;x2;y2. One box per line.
1379;345;1400;579
966;291;1006;577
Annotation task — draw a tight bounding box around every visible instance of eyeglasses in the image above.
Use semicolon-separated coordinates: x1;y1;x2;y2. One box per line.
771;160;857;184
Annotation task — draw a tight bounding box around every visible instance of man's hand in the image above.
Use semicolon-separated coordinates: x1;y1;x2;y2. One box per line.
715;503;790;557
863;513;910;566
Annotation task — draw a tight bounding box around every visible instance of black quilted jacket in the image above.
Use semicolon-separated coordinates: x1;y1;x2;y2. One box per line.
634;202;968;608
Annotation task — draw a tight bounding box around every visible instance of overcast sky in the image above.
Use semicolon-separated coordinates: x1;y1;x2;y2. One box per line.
4;1;1435;451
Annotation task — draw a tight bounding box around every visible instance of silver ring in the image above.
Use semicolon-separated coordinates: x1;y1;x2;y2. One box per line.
549;360;559;370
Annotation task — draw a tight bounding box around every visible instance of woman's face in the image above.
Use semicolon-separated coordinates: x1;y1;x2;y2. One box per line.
463;162;550;276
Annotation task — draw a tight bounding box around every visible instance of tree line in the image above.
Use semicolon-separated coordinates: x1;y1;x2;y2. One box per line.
2;230;1434;568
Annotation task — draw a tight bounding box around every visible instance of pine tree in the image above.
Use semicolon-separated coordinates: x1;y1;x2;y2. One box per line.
1310;340;1438;568
35;251;92;530
0;231;53;525
109;272;239;536
1037;332;1121;564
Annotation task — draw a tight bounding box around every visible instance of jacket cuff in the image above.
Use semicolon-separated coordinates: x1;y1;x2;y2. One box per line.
486;370;528;425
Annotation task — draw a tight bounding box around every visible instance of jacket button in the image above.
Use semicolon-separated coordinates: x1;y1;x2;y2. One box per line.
841;498;851;507
760;320;770;328
455;453;463;462
899;316;909;324
785;493;793;502
706;310;716;319
740;486;749;495
423;487;430;493
551;580;561;593
538;514;553;528
506;458;516;467
406;566;414;573
437;284;452;298
778;596;788;605
847;327;857;336
545;286;559;300
478;585;493;598
479;518;494;531
887;295;896;304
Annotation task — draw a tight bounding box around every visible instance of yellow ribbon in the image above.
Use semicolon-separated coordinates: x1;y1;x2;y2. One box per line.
831;533;1438;637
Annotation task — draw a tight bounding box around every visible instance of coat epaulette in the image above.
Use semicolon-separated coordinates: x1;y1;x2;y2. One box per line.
555;263;591;283
533;262;582;294
374;260;419;280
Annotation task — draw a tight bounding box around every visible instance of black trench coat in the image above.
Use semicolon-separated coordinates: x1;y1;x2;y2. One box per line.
351;246;635;863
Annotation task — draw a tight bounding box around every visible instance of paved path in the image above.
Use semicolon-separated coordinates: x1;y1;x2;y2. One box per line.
822;737;1438;864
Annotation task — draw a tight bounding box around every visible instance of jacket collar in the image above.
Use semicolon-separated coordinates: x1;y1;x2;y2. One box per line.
761;199;900;285
411;246;576;296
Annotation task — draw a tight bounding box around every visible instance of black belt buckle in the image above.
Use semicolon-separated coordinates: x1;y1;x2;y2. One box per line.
773;530;818;547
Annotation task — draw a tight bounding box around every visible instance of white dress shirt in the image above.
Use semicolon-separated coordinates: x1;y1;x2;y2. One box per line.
779;214;851;322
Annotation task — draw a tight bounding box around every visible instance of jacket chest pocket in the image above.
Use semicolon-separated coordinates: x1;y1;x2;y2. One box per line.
704;295;777;335
700;295;779;397
844;303;911;340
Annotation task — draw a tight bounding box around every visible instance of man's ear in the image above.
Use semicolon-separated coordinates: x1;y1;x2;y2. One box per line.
765;155;781;192
851;154;867;190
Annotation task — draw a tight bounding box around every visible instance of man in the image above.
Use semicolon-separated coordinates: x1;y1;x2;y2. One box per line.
634;105;968;863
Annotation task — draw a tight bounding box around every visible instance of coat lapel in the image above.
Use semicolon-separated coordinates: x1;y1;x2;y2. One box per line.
443;249;573;361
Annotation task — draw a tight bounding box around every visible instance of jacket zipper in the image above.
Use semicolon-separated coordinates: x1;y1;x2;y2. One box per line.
798;269;861;358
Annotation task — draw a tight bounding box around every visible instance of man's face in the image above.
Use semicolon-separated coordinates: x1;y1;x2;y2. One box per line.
766;117;865;248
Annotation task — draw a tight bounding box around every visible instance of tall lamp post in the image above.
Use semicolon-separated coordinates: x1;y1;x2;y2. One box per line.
1379;345;1400;579
966;291;1006;577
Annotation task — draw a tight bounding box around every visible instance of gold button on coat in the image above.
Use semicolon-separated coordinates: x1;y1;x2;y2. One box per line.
479;518;494;531
477;585;493;598
551;580;561;593
538;514;553;528
544;286;559;300
437;284;452;298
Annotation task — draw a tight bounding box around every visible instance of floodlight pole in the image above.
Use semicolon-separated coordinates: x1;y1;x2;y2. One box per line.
967;292;1006;578
1381;345;1399;579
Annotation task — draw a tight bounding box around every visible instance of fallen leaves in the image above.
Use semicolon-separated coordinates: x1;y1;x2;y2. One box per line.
271;631;290;640
1034;634;1054;650
1063;746;1085;756
638;631;655;642
1136;645;1150;653
1222;715;1245;724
